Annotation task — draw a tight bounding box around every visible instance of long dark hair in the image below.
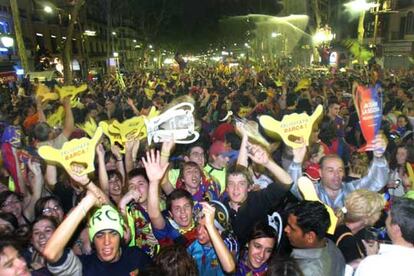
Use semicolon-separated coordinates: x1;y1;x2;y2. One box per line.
389;144;414;171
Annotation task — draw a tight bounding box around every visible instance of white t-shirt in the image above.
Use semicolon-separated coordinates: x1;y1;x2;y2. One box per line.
355;244;414;276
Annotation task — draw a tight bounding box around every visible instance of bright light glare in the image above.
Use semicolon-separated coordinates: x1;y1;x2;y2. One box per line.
313;28;333;44
84;30;96;36
344;0;379;13
113;52;119;57
1;36;14;47
163;58;174;64
271;32;281;38
44;6;53;13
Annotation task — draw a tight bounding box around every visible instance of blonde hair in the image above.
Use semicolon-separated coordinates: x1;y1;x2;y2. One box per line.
337;190;385;226
349;152;369;177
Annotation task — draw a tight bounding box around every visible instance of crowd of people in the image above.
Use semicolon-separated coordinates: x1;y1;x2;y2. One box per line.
0;63;413;276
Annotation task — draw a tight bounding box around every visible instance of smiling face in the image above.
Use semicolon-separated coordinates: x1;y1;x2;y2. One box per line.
31;219;56;253
94;230;121;263
247;237;275;269
108;174;123;197
226;173;250;206
169;197;193;229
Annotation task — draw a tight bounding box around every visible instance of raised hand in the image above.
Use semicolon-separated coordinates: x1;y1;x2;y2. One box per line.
27;159;42;176
118;189;141;214
111;145;122;160
200;202;215;227
86;188;109;207
292;139;307;163
68;165;90;186
373;134;387;158
141;150;169;183
96;143;105;158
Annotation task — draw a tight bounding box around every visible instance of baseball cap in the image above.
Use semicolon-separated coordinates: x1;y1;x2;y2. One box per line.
209;141;238;160
88;205;124;241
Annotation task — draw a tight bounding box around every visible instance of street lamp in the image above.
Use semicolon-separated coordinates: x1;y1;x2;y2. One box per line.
44;5;53;14
344;0;379;44
271;32;280;38
0;36;14;48
313;26;334;45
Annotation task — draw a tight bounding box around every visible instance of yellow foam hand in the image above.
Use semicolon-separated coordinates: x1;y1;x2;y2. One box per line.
147;106;159;118
99;121;123;151
55;84;88;101
36;84;51;96
47;106;65;127
38;127;103;176
235;118;270;148
36;84;59;103
259;105;323;148
144;88;155;100
111;116;146;142
298;176;338;234
76;117;97;138
295;78;311;92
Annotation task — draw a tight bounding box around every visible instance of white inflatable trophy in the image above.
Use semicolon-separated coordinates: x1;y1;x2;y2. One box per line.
145;102;199;145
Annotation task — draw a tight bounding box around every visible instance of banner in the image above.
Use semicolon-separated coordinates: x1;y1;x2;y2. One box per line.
353;83;382;152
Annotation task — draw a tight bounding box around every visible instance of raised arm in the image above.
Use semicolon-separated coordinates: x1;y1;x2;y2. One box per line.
347;134;389;191
247;142;292;185
287;143;307;199
61;97;75;139
201;202;235;273
43;174;107;263
159;140;175;195
111;145;125;183
125;140;139;174
127;98;140;116
143;150;169;230
45;164;57;189
236;122;249;168
23;160;44;221
96;144;109;195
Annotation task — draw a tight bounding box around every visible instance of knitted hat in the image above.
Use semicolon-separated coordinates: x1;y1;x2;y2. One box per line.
88;205;124;241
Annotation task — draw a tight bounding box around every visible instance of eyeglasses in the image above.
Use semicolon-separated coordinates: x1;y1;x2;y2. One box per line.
42;205;61;214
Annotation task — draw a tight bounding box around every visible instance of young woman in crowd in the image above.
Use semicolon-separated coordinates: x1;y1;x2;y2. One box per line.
387;144;414;197
23;216;58;275
236;221;278;276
